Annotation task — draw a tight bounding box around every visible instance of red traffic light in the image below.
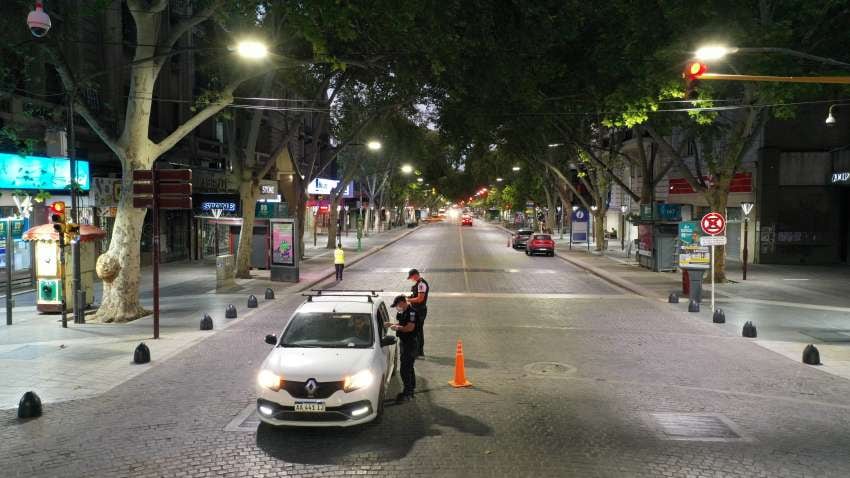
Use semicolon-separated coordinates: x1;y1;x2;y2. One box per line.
684;61;707;79
49;201;65;214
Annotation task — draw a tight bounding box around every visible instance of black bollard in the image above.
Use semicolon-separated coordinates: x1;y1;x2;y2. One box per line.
225;304;238;319
742;321;757;338
247;295;258;308
17;391;42;419
668;293;679;304
712;308;726;324
200;314;213;331
133;343;151;364
688;300;700;313
265;288;275;300
802;344;821;365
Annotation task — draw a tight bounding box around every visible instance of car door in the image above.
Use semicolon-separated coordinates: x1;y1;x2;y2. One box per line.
376;303;395;381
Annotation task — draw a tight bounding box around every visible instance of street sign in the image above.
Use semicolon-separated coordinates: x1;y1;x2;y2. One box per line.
132;196;193;209
132;169;192;182
700;212;726;236
131;183;192;195
700;235;727;246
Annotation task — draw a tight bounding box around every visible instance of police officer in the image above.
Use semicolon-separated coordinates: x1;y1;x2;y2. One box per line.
387;295;417;402
406;268;429;357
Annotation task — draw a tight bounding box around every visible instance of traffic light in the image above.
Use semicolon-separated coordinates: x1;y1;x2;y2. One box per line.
683;61;707;100
50;201;66;233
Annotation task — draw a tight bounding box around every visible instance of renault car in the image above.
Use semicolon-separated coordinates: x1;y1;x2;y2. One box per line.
256;291;398;427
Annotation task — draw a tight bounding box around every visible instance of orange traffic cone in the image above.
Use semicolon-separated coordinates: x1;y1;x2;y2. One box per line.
449;339;472;388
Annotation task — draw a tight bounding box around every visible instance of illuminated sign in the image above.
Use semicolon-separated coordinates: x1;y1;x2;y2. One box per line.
201;201;237;212
831;172;850;184
0;153;90;191
307;177;353;197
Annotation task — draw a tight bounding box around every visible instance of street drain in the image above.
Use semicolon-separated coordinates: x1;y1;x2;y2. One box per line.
524;362;576;377
645;413;751;442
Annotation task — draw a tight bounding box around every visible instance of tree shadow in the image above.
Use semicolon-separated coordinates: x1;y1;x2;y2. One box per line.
255;377;493;465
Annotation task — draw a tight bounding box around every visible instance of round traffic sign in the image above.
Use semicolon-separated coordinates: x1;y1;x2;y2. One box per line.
700;212;726;236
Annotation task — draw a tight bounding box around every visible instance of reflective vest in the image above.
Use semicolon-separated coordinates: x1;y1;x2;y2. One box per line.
334;248;345;264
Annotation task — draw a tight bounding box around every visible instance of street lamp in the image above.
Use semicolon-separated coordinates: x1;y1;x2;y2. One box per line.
824;104;850;126
416;177;423;183
694;44;850;68
741;202;754;280
400;164;414;174
496;177;503;182
512;166;521;172
569;205;579;250
367;140;382;151
235;40;269;60
694;45;736;61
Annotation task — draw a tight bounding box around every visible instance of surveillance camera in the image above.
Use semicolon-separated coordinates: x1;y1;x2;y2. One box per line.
27;3;51;38
826;114;837;127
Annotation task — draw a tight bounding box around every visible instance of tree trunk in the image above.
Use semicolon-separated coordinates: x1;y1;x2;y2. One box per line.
235;180;260;278
326;196;341;248
707;184;730;282
543;185;556;234
297;188;307;260
593;210;606;252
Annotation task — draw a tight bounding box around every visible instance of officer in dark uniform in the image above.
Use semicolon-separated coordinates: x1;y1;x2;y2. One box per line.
387;294;417;402
406;268;429;357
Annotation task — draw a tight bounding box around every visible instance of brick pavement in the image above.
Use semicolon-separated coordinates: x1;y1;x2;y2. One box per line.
0;225;420;409
2;220;850;476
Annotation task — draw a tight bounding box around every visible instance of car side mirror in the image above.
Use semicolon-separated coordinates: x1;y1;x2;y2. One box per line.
265;334;277;345
380;336;397;347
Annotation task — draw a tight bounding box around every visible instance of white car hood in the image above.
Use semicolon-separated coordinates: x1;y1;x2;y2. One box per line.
262;347;376;382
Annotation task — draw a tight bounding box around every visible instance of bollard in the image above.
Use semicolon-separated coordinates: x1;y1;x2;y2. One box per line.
712;308;726;324
247;295;258;308
265;288;275;300
802;344;821;365
133;343;151;364
200;313;213;331
688;300;700;313
668;293;679;304
742;321;757;338
225;304;238;319
17;391;42;419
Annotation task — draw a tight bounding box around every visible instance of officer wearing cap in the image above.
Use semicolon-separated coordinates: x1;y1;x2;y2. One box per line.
406;268;429;357
386;294;417;402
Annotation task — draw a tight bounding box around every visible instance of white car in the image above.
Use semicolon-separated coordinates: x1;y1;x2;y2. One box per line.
256;291;398;427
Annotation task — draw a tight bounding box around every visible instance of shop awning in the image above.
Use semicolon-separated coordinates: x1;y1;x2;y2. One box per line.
23;224;107;242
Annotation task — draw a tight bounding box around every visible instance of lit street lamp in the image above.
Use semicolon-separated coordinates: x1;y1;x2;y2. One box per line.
512;166;521;172
496;177;503;182
235;40;269;60
741;202;754;280
367;140;382;151
400;164;414;174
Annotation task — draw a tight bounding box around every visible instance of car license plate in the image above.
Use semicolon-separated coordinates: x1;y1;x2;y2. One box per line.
294;401;326;412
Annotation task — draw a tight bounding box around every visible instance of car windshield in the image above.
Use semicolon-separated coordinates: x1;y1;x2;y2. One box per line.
518;231;532;236
280;312;374;348
533;235;551;240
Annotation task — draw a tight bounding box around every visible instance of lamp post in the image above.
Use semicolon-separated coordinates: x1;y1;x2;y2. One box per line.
570;205;578;250
741;202;754;280
620;205;628;251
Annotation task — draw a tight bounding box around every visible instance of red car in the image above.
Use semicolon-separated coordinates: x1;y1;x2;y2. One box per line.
525;234;555;256
461;215;473;226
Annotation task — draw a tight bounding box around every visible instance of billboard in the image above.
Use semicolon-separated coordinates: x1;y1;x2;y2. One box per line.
271;221;295;266
571;208;588;242
307;177;353;197
0;153;90;191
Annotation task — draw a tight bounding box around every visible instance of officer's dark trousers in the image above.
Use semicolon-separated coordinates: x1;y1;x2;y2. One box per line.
335;264;344;280
414;308;427;356
400;339;418;395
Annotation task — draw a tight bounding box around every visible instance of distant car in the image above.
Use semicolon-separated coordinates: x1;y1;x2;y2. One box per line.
461;215;473;226
511;229;534;249
526;234;555;256
256;292;398;427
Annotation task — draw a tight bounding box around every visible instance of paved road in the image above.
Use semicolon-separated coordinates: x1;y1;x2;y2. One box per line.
3;220;850;477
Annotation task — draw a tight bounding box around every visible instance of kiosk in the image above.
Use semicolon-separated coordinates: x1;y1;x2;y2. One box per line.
24;224;106;313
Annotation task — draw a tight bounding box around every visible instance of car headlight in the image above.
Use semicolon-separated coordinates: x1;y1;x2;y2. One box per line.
343;369;374;393
258;369;283;391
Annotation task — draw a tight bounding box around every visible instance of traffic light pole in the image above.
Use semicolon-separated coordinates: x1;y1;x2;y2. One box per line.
152;168;161;339
699;72;850;85
6;218;13;326
58;230;67;329
67;91;83;324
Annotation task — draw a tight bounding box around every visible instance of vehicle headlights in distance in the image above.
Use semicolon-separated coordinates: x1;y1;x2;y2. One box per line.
258;369;283;391
343;370;374;392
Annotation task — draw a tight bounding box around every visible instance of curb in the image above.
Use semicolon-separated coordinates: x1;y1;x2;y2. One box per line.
297;225;424;292
493;223;659;300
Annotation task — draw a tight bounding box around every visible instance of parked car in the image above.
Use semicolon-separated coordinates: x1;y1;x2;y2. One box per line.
511;229;534;249
461;214;473;226
526;234;555;256
256;291;398;427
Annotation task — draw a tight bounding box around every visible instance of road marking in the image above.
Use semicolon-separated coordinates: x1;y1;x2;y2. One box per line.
458;225;470;292
782;278;810;281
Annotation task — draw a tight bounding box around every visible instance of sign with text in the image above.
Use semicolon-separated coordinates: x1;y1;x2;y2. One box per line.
307;177;353;197
700;235;727;246
201;201;237;212
678;221;701;245
679;245;711;269
571;208;588;242
0;219;25;241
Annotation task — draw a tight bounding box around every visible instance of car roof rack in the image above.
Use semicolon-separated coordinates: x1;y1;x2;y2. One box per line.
302;289;384;303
